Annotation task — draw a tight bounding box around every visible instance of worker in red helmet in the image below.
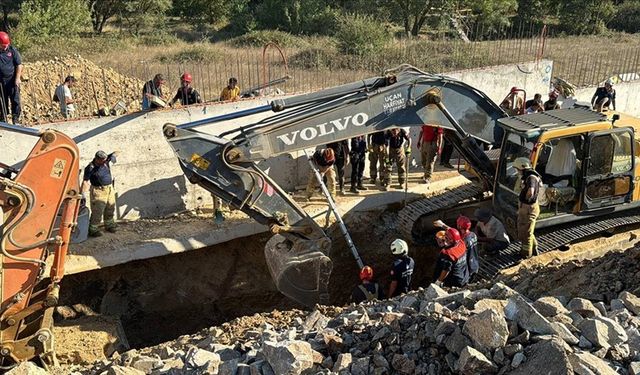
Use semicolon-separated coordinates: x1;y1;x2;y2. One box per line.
435;216;478;280
0;31;22;124
169;72;202;107
305;148;337;199
351;266;384;303
432;227;469;287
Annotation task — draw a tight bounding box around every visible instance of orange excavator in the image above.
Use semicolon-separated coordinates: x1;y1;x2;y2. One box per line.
0;124;81;369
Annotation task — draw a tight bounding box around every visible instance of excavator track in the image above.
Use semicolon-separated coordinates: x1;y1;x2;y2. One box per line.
397;183;640;281
396;182;488;240
477;209;640;280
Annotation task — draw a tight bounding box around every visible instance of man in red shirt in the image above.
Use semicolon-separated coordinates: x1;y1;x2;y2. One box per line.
417;125;443;183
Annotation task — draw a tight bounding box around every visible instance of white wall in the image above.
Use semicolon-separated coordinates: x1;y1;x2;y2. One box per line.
573;80;640;117
1;60;554;220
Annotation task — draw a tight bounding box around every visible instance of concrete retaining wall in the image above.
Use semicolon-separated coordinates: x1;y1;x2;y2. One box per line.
1;60;553;220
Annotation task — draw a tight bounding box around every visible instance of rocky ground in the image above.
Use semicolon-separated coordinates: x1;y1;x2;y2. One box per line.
22;268;640;374
102;287;640;375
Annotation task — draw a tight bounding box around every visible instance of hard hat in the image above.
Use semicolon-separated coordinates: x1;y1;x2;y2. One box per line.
605;78;614;86
446;228;461;243
513;157;532;170
456;216;472;230
390;238;409;256
359;266;374;281
181;72;193;83
510;87;519;93
323;148;335;163
435;230;447;244
0;32;9;48
95;150;108;160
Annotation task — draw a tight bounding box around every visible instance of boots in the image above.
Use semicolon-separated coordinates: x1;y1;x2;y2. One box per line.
397;180;406;189
350;185;359;194
370;177;377;184
356;182;367;191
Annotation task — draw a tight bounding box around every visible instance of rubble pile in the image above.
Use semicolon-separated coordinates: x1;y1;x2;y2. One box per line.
75;282;640;375
19;56;143;124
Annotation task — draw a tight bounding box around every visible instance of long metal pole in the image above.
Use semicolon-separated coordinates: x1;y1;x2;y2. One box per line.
304;150;364;269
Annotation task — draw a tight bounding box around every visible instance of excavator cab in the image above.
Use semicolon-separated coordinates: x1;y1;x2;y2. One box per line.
493;108;638;235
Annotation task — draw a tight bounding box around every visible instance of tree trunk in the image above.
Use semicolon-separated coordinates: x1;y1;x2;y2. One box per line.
1;5;8;31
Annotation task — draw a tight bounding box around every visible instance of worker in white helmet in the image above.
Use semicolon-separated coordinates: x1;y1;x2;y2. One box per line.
387;238;415;298
591;79;616;112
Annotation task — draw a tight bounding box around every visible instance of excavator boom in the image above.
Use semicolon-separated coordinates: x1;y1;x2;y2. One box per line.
164;65;506;306
0;124;81;368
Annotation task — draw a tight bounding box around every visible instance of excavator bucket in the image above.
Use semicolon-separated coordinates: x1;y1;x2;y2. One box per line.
264;234;332;307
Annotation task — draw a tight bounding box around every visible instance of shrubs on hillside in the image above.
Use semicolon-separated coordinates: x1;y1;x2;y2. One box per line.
335;14;390;57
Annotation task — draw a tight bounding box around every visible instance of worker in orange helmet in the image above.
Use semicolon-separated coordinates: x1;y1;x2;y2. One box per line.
305;148;337;199
169;72;203;107
351;266;384;303
0;31;22;124
432;227;469;287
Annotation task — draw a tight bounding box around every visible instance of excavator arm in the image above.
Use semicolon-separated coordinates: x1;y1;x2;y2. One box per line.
163;65;505;306
0;124;81;368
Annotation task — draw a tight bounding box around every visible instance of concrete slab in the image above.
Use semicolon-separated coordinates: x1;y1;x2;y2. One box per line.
62;171;471;275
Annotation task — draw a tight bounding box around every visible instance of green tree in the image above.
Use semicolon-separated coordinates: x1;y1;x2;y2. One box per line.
14;0;90;48
0;0;23;30
611;0;640;33
254;0;328;34
172;0;230;25
386;0;454;37
118;0;171;36
88;0;122;33
559;0;616;34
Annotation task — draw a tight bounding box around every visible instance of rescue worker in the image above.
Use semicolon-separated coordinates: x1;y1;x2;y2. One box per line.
388;238;415;298
514;157;542;258
82;151;119;237
526;99;544;114
434;216;479;282
502;87;524;116
525;93;543;110
368;131;388;186
433;228;469;287
417;124;443;183
351;266;384;303
169;72;202;106
142;73;166;110
385;128;411;190
349;135;367;194
327;140;349;195
220;77;240;101
305;148;336;199
474;208;510;255
544;91;561;111
0;31;22;124
592;79;616;112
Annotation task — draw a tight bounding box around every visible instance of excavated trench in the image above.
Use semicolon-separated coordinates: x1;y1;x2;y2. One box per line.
57;211;441;350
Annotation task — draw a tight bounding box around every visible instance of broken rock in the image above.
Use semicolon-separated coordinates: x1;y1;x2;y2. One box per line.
462;309;509;351
533;296;570;317
620;291;640;316
456;346;497;374
508;338;572;375
262;340;315;375
569;351;618;375
504;295;554;335
391;354;416;374
6;362;49;375
578;317;628;349
568;298;602;318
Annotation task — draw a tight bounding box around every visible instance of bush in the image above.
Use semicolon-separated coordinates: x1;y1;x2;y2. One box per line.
254;0;328;34
155;44;222;63
335;14;390;56
139;31;180;46
289;46;342;69
13;0;91;51
229;30;310;48
611;0;640;33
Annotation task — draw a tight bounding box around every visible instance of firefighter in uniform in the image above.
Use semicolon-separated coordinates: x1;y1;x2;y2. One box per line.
305;148;337;199
388;239;415;298
514;157;542;258
368;131;388;186
351;266;384;303
82;151;118;237
433;228;469;287
385;128;411;190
